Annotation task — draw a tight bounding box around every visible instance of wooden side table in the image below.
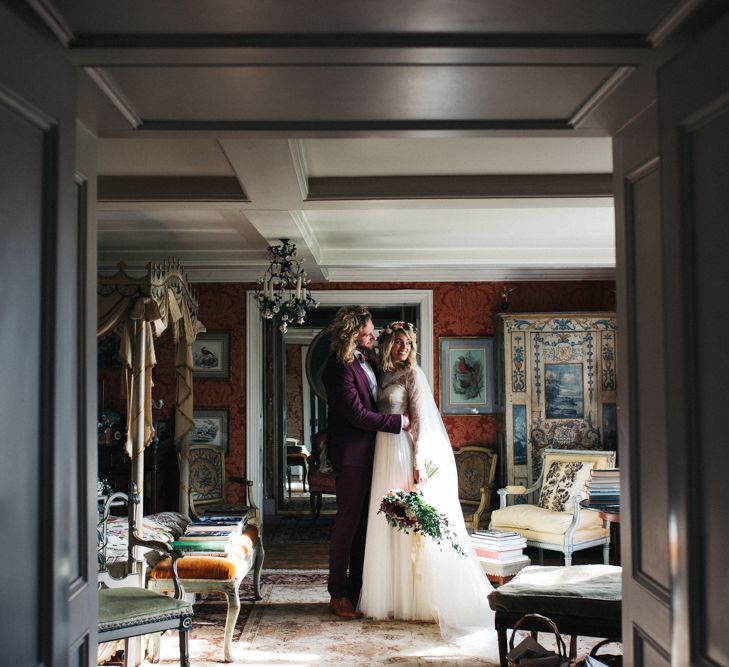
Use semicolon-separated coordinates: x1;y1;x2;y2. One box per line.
580;499;620;564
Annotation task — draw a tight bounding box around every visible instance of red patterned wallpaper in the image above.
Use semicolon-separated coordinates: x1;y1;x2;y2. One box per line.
100;279;614;502
285;344;305;443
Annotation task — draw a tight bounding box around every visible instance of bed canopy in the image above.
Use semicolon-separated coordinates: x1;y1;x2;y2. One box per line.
97;258;204;518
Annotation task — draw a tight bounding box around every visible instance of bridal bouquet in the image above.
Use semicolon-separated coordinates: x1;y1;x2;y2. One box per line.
378;488;465;555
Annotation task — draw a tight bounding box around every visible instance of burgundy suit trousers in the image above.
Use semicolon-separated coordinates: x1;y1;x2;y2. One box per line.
328;463;373;601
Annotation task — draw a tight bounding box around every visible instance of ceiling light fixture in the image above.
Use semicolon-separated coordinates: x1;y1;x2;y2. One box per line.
255;239;318;333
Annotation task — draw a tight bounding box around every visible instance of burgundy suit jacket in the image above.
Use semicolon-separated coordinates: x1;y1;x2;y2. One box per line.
322;353;401;469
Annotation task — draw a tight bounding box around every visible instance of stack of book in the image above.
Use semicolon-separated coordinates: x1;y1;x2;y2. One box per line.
586;468;620;507
170;515;247;556
470;529;527;563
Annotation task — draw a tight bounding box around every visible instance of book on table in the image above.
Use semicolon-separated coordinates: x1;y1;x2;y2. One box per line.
183;524;243;535
470;530;526;548
472;546;526;560
170;540;229;554
190;514;248;526
475;551;528;563
177;531;235;541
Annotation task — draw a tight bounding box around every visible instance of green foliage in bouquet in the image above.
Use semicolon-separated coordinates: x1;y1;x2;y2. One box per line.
379;488;465;556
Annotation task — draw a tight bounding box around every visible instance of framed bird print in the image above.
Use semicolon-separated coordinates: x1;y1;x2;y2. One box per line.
192;331;231;379
190;408;229;453
439;337;495;415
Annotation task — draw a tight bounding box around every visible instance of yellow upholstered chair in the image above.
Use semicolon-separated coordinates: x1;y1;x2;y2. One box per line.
454;445;498;531
490;448;616;566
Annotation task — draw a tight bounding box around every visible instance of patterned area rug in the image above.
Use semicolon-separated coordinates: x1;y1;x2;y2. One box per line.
151;568;618;667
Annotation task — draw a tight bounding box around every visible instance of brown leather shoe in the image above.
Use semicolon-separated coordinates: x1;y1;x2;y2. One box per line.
329;596;363;620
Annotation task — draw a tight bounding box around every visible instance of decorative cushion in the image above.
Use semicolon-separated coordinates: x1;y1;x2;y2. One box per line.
538;460;595;511
491;503;603;533
104;511;191;565
487;564;621;621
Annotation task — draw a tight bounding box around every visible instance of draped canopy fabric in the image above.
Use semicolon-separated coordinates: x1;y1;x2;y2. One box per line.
98;277;202;458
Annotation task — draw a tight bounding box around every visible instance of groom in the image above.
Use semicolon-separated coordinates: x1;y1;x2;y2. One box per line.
322;305;408;619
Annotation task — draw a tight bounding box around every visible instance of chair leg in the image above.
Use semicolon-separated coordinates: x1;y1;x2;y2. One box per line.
302;461;307;492
223;582;241;662
564;550;573;566
311;492;322;519
253;542;264;601
314;494;322;520
179;624;191;667
497;626;508;667
287;466;292;499
148;632;162;663
603;541;610;564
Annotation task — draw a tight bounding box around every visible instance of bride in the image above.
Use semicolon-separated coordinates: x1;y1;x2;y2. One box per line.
358;321;497;648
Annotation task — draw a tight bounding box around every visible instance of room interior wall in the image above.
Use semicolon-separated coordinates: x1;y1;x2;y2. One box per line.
285;343;305;443
98;279;615;505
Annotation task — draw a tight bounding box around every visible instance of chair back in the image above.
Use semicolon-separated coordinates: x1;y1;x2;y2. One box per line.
308;431;336;493
535;448;617;511
454;445;498;510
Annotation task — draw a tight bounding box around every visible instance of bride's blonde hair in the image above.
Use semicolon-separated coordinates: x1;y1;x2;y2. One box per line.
378;322;417;372
329;305;372;364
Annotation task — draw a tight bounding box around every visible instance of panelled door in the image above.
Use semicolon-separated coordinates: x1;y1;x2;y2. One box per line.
614;10;729;666
0;4;97;665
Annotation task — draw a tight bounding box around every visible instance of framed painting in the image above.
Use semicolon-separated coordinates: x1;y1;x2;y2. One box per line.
190;408;229;454
439;337;495;415
192;331;231;379
545;362;584;419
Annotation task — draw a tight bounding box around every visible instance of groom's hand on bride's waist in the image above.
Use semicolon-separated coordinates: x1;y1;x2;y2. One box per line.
401;414;411;431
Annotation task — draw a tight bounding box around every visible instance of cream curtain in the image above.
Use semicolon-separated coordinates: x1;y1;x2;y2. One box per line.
97;287;202;457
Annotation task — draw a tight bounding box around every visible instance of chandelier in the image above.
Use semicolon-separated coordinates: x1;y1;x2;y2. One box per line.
254;239;318;333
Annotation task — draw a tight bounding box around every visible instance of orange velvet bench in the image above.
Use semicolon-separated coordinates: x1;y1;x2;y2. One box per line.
147;524;264;663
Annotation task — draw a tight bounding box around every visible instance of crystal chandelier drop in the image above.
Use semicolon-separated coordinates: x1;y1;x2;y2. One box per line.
254;239;318;333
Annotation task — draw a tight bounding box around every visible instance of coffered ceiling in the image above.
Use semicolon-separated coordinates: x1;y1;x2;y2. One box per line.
30;0;706;281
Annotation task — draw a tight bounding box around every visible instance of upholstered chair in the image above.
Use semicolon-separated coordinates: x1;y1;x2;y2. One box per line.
97;486;193;666
454;445;498;531
490;448;616;565
307;431;336;519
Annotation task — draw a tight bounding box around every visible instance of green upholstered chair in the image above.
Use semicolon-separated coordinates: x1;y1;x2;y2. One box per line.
98;485;193;666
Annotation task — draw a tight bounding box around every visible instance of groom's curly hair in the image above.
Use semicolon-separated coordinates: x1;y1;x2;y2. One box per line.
329;305;372;364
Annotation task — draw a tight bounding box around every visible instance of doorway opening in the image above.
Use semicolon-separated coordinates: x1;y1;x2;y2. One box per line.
246;289;434;523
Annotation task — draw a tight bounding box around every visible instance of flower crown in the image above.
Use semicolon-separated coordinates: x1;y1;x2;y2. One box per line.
377;321;417;344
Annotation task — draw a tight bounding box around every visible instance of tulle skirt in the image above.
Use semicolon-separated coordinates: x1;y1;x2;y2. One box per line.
358;430;499;657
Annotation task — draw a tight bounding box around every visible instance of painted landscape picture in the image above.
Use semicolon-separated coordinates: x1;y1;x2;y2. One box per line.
545;363;584;418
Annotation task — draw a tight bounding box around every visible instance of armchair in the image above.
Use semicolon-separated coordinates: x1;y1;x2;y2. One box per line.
454;445;498;531
490;448;616;566
97;485;193;667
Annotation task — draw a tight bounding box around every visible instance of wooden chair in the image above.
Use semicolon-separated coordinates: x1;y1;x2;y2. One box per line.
307;431;336;519
454;445;498;531
286;444;308;499
97;485;193;667
149;444;264;663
